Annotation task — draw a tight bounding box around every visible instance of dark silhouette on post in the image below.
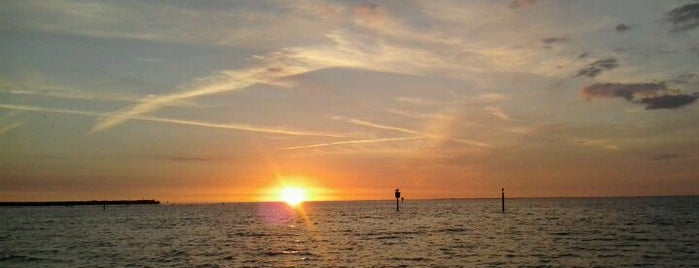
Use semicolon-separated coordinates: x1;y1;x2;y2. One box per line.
394;188;401;212
501;188;505;213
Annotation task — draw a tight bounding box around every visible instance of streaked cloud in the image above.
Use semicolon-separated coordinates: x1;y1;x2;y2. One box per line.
478;93;507;102
2;81;139;103
510;0;537;9
647;152;681;161
0;104;345;137
332;116;492;147
282;136;424;151
385;109;452;120
573;138;619;151
638;94;699;110
615;23;632;32
580;82;667;101
0;123;21;135
155;155;216;162
576;58;619;78
485;106;512;121
580;82;699;110
542;37;568;45
394;96;447;105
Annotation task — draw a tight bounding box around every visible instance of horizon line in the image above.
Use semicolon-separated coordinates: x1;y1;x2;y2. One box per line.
2;194;697;205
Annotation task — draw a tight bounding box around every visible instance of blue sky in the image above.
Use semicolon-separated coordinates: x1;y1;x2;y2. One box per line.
1;0;698;202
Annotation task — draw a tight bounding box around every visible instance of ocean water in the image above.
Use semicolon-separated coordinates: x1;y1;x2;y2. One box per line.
1;196;698;267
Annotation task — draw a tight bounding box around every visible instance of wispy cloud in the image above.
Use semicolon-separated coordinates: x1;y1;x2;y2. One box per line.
332;116;423;135
646;152;680;161
89;68;287;133
88;27;422;133
27;0;607;136
77;1;595;134
542;37;568;45
0;104;105;117
385;109;452;120
1;79;140;103
154;155;216;162
0;104;345;137
485;106;512;121
88;21;504;135
478;93;507;102
0;122;21;135
90;45;356;133
573;138;619;151
140;116;347;137
388;108;529;135
510;0;537;9
395;96;447;105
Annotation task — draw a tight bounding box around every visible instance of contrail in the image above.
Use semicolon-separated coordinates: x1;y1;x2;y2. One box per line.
332;116;492;147
281;136;424;151
137;116;347;138
88;46;359;133
332;116;423;135
0;104;104;117
0;104;346;137
0;122;21;135
387;108;528;134
89;68;267;133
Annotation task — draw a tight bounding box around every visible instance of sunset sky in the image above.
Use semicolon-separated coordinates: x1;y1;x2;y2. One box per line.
1;0;698;202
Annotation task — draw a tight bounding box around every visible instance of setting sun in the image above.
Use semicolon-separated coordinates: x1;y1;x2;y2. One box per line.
280;187;307;206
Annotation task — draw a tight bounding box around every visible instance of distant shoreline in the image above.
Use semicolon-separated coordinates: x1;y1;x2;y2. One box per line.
0;199;160;207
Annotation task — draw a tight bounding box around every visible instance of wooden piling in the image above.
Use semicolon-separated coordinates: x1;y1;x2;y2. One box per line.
394;188;401;212
501;188;505;213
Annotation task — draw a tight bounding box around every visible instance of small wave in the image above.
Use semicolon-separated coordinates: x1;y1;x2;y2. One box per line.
194;263;220;268
231;232;271;237
0;254;66;264
437;227;468;233
375;235;401;240
0;255;42;262
259;249;317;257
363;230;424;237
597;253;625;258
388;256;433;262
550;231;572;236
554;252;580;258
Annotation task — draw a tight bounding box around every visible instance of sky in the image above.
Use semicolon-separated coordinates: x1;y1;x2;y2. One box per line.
1;0;698;203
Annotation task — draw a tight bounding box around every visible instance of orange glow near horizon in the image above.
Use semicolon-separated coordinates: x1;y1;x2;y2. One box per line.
257;175;337;203
280;187;307;206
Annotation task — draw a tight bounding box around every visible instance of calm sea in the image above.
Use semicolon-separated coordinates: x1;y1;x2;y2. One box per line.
1;196;698;267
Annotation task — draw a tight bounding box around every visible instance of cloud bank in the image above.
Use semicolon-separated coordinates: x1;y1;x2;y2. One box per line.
638;94;699;110
616;24;632;32
581;82;699;109
581;82;666;101
665;3;699;32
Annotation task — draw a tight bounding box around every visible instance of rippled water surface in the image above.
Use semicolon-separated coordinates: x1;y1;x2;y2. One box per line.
1;196;698;267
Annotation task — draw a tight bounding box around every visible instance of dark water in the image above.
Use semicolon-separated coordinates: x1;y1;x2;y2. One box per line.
1;196;698;267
